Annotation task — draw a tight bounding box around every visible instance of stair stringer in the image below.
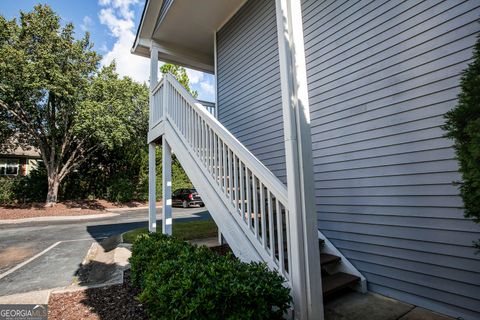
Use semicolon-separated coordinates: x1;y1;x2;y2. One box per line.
318;230;367;293
163;121;266;263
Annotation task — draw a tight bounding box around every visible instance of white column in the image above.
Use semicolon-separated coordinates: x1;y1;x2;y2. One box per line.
149;43;158;127
148;143;157;232
148;43;159;233
213;32;218;119
162;135;172;235
275;0;324;319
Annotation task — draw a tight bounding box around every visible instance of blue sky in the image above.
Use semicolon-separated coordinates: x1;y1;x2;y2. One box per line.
1;0;215;102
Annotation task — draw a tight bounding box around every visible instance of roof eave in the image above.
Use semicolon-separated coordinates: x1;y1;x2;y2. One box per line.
131;0;162;57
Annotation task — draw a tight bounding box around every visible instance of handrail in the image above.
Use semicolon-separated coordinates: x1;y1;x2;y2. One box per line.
150;78;164;128
151;77;164;95
167;74;288;205
162;73;291;279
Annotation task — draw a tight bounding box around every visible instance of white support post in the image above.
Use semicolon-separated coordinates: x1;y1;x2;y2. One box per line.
162;135;172;235
214;32;218;119
148;143;157;232
275;0;324;319
148;43;159;233
149;42;159;127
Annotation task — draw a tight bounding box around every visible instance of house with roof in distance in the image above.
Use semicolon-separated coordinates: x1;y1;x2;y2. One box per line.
0;144;41;177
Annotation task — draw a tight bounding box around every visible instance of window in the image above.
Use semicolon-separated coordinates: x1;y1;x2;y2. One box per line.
0;158;19;176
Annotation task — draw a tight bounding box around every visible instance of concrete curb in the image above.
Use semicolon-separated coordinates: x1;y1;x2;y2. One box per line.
0;213;120;225
81;243;98;266
53;241;132;295
105;205;162;212
51;280;124;295
0;289;52;305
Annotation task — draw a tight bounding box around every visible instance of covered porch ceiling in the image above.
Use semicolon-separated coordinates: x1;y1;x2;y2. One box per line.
132;0;246;73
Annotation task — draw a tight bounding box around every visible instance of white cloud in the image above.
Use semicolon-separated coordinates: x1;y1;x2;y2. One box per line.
98;0;149;83
99;0;138;20
186;68;216;101
99;42;108;53
98;8;133;37
97;0;214;95
80;16;93;32
200;81;215;95
186;69;204;84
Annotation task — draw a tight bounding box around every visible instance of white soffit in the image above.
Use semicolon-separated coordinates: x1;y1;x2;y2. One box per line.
133;0;246;73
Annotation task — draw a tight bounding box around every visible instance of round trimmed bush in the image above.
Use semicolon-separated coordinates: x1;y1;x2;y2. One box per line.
130;233;292;319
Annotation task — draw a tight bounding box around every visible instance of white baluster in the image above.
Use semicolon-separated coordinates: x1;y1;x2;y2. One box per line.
222;142;227;195
276;199;284;273
239;161;245;222
228;149;233;201
233;155;239;215
253;175;259;238
260;183;267;249
246;168;252;230
267;191;274;257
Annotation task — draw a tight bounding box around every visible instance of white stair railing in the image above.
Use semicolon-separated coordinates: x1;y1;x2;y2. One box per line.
150;78;164;128
162;73;292;281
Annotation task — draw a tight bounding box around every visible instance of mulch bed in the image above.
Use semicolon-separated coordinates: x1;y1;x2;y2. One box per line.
48;270;148;320
0;200;161;220
48;245;232;319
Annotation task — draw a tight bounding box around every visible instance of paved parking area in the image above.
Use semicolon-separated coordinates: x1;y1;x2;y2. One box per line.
0;207;210;297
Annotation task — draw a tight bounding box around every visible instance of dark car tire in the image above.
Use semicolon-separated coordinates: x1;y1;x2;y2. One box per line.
182;200;189;208
200;203;205;207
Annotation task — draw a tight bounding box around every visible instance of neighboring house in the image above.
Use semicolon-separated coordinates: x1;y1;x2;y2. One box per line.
0;145;41;177
133;1;480;319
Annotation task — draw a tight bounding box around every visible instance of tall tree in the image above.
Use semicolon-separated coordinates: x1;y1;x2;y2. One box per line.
0;5;148;205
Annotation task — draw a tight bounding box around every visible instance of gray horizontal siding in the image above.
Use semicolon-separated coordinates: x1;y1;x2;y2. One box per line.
302;0;480;319
216;0;286;183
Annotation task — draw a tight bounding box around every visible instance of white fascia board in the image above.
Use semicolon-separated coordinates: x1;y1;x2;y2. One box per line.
132;0;164;56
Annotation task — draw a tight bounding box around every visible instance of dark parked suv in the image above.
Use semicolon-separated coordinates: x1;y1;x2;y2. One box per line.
172;188;204;208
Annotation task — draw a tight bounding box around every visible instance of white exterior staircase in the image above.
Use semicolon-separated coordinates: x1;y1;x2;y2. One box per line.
149;73;366;300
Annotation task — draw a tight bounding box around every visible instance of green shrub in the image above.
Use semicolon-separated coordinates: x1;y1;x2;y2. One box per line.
0;177;17;204
130;232;194;288
0;166;47;204
106;177;135;202
16;166;48;202
443;32;480;248
130;233;292;320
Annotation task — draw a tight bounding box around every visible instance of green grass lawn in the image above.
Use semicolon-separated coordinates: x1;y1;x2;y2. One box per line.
122;219;218;243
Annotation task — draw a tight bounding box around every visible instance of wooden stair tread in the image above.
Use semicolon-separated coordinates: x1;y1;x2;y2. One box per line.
320;253;341;266
322;272;359;296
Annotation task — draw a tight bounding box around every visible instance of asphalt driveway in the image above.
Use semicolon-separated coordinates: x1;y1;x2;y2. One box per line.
0;207;211;297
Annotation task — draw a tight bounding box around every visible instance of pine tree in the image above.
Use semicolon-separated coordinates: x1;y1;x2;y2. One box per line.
443;32;480;249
